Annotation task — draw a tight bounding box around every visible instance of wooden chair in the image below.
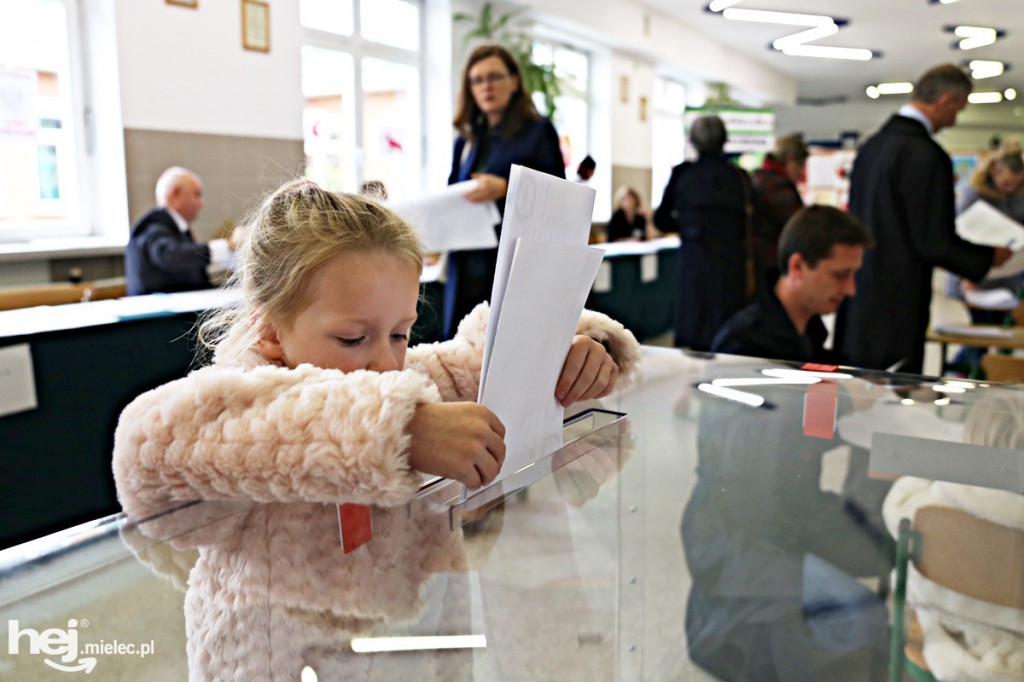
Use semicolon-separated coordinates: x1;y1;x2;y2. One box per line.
980;353;1024;384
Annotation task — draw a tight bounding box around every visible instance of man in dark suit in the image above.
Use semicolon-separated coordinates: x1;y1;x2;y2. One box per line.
835;64;1011;374
125;166;239;296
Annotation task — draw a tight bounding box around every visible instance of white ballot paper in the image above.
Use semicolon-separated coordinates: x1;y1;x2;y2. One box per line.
477;165;603;488
955;200;1024;277
387;181;500;253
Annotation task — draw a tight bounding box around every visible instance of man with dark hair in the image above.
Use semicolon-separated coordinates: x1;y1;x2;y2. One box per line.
835;63;1011;374
712;205;874;363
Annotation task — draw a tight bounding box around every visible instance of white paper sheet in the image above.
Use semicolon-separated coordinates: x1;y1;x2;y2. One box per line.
482;165;598;394
964;287;1018;310
0;343;38;417
477;165;601;487
387;181;500;253
480;239;604;481
956;200;1024;250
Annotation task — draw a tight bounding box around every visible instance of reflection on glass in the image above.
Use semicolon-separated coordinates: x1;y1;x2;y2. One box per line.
360;0;419;50
361;57;421;200
299;0;353;35
301;46;356;192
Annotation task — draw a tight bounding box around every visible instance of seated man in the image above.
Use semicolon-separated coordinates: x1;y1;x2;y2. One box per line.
125;166;241;296
711;205;874;363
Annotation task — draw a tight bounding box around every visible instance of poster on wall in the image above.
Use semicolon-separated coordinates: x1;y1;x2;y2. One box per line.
0;67;37;140
684;107;775;157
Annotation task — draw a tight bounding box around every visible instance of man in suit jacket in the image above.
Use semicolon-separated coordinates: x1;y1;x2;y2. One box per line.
125;166;238;296
835;64;1011;374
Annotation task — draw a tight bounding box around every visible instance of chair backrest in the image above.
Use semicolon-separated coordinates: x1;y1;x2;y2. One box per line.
980;353;1024;384
914;504;1024;609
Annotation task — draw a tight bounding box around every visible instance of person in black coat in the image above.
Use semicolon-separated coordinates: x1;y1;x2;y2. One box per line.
713;205;874;364
445;44;565;339
835;64;1011;374
606;186;648;242
125;167;240;296
654;114;753;351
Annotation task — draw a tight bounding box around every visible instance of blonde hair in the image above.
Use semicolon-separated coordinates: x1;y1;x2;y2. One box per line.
198;180;424;364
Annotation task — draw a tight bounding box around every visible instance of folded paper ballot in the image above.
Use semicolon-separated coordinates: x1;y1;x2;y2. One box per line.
477;165;603;488
387;180;500;253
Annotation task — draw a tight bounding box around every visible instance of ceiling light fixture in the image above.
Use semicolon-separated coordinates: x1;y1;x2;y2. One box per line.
945;25;1003;50
708;1;877;62
865;82;913;99
1006;88;1018;101
967;60;1006;79
968;91;1003;104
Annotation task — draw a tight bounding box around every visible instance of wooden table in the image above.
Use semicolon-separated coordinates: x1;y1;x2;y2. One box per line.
926;324;1024;375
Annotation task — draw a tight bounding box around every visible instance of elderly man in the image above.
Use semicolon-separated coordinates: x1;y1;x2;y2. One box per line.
712;205;873;364
835;64;1011;374
125;166;240;296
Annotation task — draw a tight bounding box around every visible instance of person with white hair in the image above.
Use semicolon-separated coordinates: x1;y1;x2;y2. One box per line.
125;166;241;296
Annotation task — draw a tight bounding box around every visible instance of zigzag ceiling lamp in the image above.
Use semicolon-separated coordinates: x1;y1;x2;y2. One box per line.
705;0;879;61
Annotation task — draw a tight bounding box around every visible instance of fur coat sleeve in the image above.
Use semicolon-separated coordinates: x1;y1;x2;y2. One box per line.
113;363;441;519
404;302;642;402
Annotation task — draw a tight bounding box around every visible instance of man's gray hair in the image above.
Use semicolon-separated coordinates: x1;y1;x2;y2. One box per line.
155;166;197;206
912;63;972;104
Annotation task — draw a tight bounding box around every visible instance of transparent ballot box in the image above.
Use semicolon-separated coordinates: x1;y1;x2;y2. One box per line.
3;349;1023;681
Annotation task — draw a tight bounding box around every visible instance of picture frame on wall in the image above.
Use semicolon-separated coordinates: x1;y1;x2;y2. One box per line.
166;0;198;7
241;0;270;53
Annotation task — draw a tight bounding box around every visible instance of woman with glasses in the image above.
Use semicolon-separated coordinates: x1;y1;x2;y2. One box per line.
444;44;565;339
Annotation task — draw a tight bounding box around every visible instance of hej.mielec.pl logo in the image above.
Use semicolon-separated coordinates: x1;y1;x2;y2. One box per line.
8;618;156;674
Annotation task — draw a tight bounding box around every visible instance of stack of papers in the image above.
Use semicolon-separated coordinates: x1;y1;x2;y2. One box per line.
477;166;604;488
931;323;1014;338
963;287;1018;311
955;200;1024;277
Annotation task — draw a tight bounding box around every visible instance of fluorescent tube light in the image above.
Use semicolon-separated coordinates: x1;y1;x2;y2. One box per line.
782;44;873;61
697;383;766;408
968;60;1005;78
954;26;998;50
708;0;744;11
968;91;1003;104
723;8;833;27
877;82;913;95
351;635;487;653
866;86;880;99
1006;88;1018;101
929;385;966;394
773;23;839;50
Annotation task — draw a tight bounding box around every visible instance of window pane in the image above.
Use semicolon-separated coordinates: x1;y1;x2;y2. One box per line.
299;0;353;36
360;58;421;199
0;0;80;232
301;46;357;192
652;79;686;208
360;0;419;50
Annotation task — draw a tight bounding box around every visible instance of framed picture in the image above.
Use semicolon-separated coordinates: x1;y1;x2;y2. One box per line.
241;0;270;53
166;0;198;7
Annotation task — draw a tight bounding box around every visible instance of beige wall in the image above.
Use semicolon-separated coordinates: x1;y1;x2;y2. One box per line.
124;130;305;243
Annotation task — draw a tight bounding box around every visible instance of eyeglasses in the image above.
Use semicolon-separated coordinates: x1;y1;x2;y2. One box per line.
469;72;510;88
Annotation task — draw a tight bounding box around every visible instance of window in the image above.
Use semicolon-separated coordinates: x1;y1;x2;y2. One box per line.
651;77;687;208
532;40;589;180
300;0;424;198
0;0;82;239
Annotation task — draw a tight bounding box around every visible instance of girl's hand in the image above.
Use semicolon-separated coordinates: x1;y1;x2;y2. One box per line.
406;402;506;489
465;173;509;202
555;336;619;407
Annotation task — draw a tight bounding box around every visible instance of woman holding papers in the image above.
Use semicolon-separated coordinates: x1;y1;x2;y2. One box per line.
445;44;565;339
945;142;1024;371
112;179;639;680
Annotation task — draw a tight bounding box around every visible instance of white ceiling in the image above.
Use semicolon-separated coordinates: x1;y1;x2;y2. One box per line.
644;0;1024;105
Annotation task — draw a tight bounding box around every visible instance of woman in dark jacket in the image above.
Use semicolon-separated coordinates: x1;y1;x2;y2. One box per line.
654;114;753;351
445;44;565;339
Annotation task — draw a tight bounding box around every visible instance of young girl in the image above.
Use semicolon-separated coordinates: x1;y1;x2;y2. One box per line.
112;179;640;680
